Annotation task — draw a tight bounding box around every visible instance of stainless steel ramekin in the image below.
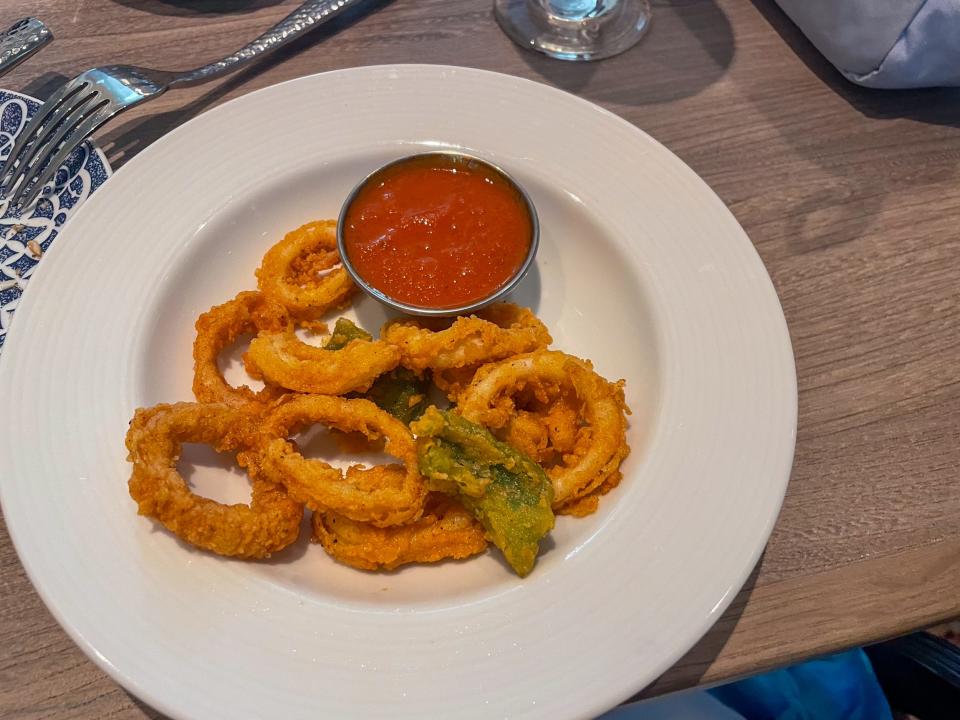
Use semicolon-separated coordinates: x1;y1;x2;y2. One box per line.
337;151;539;317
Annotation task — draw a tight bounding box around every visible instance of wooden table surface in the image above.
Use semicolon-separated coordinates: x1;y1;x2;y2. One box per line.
2;0;958;716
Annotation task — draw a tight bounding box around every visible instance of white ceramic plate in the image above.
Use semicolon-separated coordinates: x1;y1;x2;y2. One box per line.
0;66;796;720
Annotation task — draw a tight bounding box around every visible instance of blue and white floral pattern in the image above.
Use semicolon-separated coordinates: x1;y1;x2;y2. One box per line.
0;89;111;354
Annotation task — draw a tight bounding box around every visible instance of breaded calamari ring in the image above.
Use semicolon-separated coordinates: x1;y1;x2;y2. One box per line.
255;220;356;323
497;389;581;467
126;402;303;559
245;328;400;396
381;303;551;372
192;291;289;406
245;395;427;527
555;472;622;517
432;364;482;402
458;350;630;509
311;493;487;571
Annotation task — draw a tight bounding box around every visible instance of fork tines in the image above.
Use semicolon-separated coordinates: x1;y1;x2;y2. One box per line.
1;76;111;210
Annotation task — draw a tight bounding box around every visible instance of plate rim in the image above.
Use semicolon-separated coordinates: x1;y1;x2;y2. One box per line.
0;64;797;720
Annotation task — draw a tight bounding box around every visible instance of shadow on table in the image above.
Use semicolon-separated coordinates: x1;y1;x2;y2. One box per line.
734;1;960;255
93;0;392;167
515;0;735;106
632;558;764;700
748;0;960;128
127;692;171;720
110;0;286;16
18;73;71;104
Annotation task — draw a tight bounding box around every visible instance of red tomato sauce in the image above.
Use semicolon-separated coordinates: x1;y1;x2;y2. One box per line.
342;155;533;309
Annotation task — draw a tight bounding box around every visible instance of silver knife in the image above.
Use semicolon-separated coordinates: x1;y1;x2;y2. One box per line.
0;18;52;78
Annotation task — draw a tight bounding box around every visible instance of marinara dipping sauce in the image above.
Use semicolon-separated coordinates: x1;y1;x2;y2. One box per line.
339;153;537;313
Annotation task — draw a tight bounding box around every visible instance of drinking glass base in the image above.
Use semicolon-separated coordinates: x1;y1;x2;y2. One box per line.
494;0;651;62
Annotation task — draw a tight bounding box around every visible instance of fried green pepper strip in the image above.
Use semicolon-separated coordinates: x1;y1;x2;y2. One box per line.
411;407;554;576
322;319;426;424
364;368;429;424
323;318;372;350
322;318;429;423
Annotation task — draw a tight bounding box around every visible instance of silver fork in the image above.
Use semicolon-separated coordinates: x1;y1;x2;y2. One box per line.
0;0;365;211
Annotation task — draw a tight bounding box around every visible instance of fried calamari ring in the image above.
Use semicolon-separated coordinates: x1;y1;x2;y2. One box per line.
555;472;622;517
497;388;581;467
246;395;427;527
381;303;551;372
193;291;289;406
432;364;482;402
311;493;487;571
255;220;356;323
245;327;400;396
458;350;630;509
126;402;303;559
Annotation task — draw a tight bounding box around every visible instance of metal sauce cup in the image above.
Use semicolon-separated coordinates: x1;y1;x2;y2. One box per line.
337;151;539;317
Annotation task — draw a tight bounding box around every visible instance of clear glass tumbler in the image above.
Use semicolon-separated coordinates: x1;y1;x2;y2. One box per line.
494;0;651;61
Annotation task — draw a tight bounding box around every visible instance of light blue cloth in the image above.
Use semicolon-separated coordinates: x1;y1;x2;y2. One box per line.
774;0;960;88
601;649;892;720
601;691;744;719
708;649;893;720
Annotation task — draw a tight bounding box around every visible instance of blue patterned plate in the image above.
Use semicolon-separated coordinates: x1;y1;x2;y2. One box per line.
0;88;111;353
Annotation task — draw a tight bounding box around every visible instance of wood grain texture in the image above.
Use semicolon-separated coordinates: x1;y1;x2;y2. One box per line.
1;0;959;716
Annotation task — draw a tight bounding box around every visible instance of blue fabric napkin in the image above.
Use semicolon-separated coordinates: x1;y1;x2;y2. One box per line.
602;649;892;720
774;0;960;88
709;649;893;720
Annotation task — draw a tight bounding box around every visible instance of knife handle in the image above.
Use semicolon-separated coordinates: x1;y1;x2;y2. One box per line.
0;18;53;78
